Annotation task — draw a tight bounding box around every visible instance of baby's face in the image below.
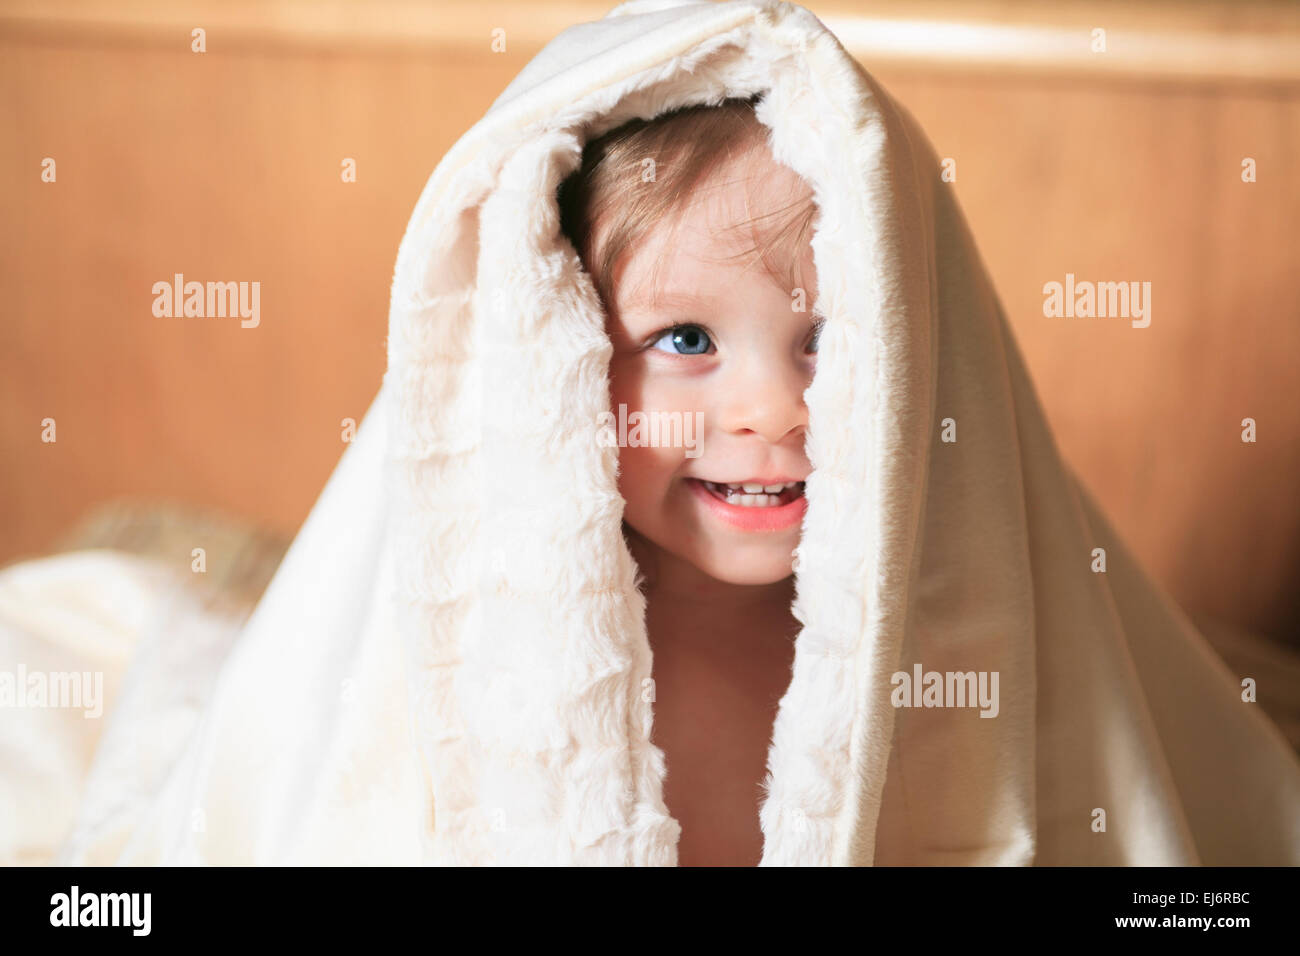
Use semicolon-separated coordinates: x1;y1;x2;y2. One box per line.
603;145;818;587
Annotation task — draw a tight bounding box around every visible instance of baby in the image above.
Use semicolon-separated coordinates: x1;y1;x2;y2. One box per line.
559;95;821;865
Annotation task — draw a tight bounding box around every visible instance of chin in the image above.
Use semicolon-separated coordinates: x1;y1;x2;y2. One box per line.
684;546;796;587
706;563;794;587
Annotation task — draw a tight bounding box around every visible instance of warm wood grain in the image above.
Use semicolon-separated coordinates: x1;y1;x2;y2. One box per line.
6;0;1299;84
0;37;527;564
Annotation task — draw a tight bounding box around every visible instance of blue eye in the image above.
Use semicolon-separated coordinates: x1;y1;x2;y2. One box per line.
651;325;712;355
807;316;825;354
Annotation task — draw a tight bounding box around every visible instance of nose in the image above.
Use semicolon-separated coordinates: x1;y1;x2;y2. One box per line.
715;354;810;445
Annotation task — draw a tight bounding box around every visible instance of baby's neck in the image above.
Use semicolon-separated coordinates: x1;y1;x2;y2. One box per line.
628;535;799;866
626;532;800;653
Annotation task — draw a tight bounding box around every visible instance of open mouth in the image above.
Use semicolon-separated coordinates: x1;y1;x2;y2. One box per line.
695;479;805;508
685;477;809;532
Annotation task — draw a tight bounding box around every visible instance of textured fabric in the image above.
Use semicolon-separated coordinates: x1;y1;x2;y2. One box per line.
0;551;246;864
3;0;1298;865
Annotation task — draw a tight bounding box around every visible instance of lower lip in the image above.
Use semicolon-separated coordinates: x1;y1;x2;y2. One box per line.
685;478;808;532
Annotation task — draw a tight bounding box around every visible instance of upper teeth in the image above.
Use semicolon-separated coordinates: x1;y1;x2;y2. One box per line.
721;481;799;493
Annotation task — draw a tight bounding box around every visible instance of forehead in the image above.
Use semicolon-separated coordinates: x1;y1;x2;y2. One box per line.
615;146;813;311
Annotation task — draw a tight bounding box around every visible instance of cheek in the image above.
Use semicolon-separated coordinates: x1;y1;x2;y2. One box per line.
607;355;700;516
616;442;680;508
607;355;642;410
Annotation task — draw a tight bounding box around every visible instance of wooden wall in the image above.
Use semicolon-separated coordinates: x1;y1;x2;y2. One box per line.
2;0;1297;641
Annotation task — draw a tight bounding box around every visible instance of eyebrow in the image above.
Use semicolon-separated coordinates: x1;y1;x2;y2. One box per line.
621;290;708;313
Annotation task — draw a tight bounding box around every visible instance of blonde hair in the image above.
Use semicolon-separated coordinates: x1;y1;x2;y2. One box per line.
557;95;818;315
